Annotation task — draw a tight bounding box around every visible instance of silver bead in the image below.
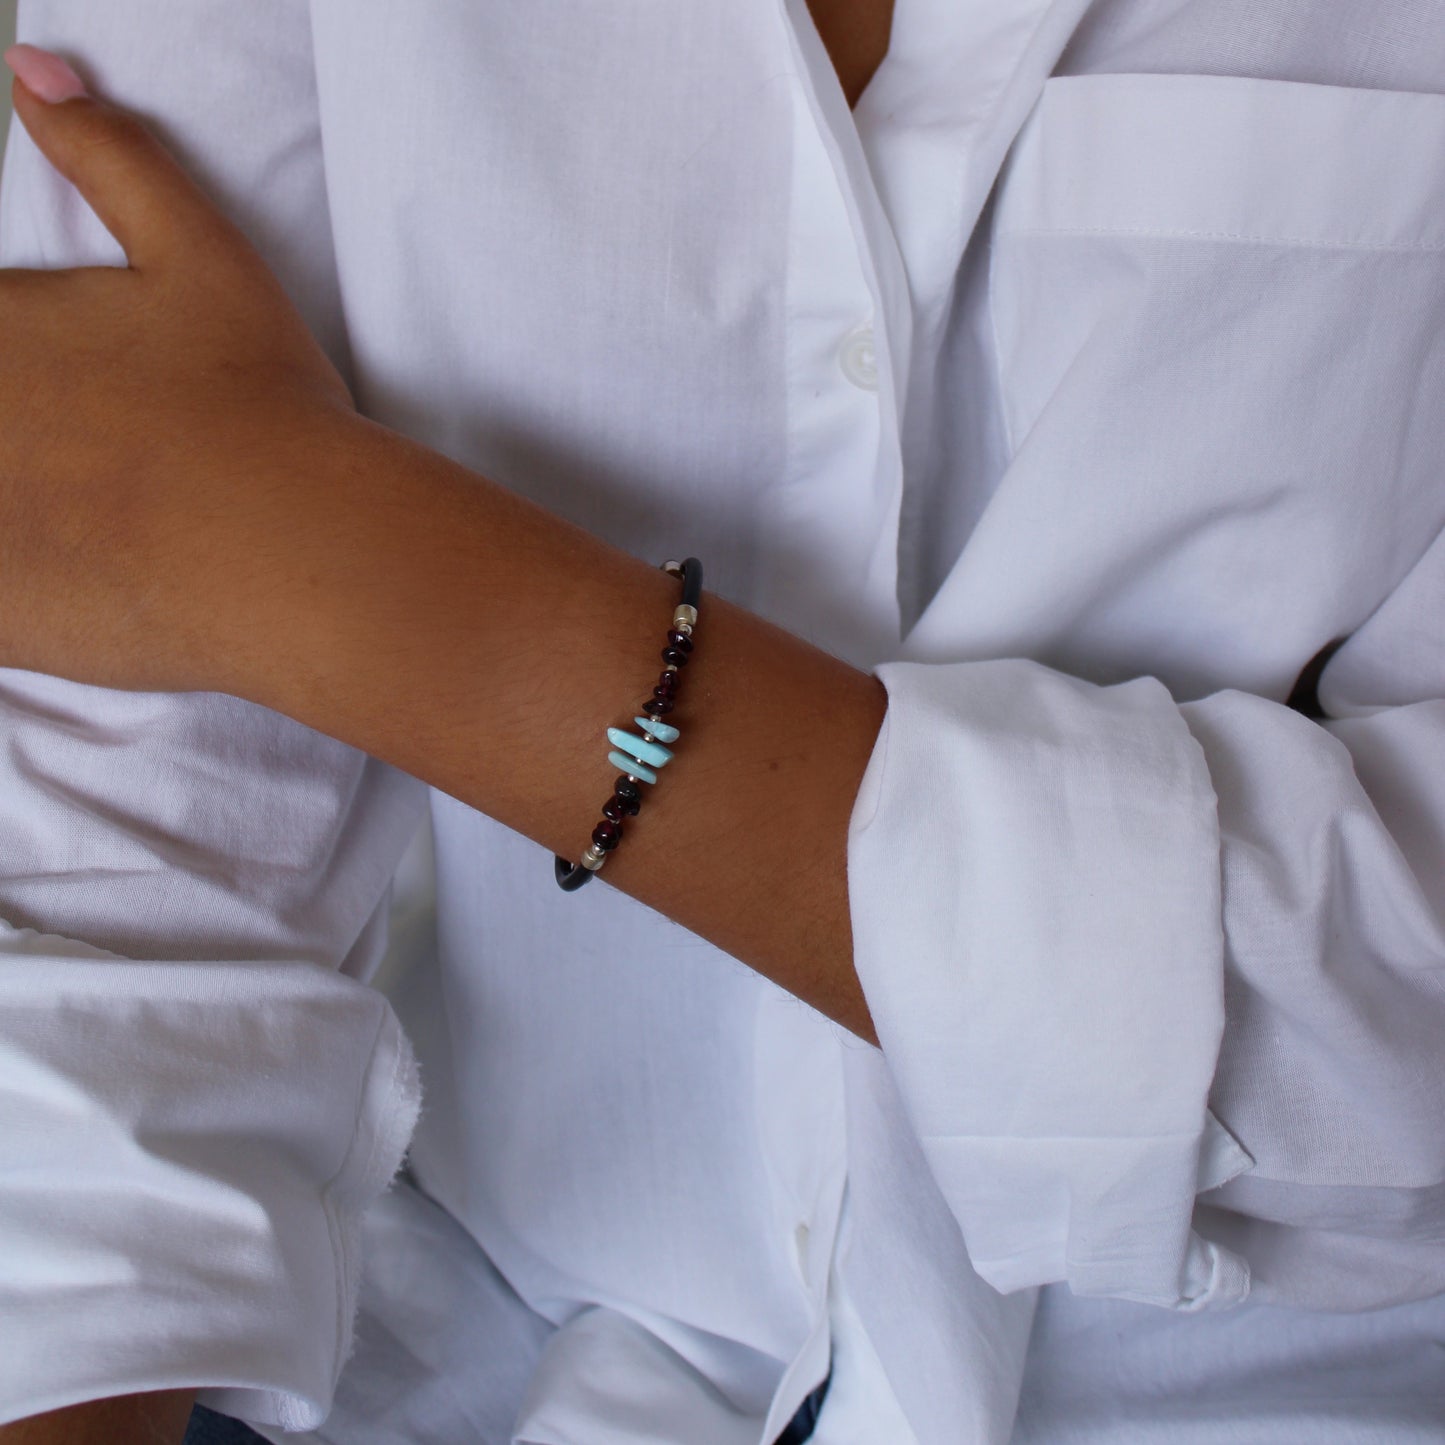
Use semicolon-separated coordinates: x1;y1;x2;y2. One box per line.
661;560;683;577
581;845;607;872
664;663;679;673
673;604;698;629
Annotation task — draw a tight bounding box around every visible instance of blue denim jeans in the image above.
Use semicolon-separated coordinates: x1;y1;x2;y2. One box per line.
182;1407;266;1445
185;1375;831;1444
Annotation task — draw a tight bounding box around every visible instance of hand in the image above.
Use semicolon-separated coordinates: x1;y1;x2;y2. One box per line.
0;44;356;694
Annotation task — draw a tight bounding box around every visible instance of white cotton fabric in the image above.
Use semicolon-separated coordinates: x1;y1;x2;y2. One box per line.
0;929;422;1432
2;0;1444;1440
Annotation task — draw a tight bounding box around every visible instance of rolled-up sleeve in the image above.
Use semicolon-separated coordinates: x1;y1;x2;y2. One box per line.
847;72;1445;1317
0;933;422;1430
848;658;1255;1312
849;624;1445;1314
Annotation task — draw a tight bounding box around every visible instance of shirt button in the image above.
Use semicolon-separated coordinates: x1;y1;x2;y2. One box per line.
837;324;879;391
793;1221;812;1284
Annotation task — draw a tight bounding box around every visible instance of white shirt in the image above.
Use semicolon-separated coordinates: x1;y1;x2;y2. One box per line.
1;1;1444;1440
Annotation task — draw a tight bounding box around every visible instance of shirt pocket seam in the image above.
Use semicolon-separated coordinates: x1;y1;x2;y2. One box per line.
993;71;1445;254
995;223;1445;255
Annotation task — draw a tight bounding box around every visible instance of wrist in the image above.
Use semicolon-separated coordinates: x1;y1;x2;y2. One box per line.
199;405;386;705
223;406;675;787
212;407;885;1040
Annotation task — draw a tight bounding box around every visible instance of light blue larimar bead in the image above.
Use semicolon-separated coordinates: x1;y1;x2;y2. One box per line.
634;716;679;744
607;726;674;770
608;749;657;784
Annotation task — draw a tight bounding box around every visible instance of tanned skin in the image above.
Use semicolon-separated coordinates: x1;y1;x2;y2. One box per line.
0;3;893;1439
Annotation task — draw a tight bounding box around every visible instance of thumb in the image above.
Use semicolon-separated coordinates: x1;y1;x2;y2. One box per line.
4;42;232;271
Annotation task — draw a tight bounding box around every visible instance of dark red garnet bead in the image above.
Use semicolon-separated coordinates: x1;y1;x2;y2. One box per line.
613;791;640;816
643;698;675;716
661;647;690;667
655;669;679;693
592;820;622;850
614;777;642;802
602;799;626;823
653;684;677;701
666;631;694;652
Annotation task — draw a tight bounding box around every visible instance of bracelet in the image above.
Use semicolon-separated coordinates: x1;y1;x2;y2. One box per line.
554;557;704;891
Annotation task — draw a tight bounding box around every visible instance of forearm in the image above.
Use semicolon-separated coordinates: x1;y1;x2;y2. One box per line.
0;1392;194;1445
232;412;886;1042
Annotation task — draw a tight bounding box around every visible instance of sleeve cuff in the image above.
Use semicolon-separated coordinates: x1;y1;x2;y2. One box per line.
846;658;1254;1309
0;921;421;1431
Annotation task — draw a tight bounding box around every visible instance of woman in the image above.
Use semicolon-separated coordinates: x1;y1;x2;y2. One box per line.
1;2;1443;1441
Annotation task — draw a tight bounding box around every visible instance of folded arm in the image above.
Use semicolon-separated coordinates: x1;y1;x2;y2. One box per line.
0;3;429;1437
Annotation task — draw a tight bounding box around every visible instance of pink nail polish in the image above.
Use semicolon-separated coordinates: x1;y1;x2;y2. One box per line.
4;43;88;103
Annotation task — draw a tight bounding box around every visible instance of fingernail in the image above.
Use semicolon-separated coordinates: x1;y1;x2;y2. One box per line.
4;43;88;103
